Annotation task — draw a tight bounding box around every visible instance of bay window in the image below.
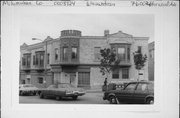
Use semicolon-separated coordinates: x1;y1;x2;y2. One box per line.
72;47;77;59
63;47;68;60
117;47;125;60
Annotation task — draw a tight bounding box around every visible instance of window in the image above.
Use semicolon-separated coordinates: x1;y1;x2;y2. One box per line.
22;54;31;67
40;54;44;66
27;56;31;67
136;83;147;91
27;78;30;84
127;47;130;60
125;83;137;91
55;48;58;60
35;51;44;67
22;57;25;66
33;55;36;65
117;47;125;60
122;68;129;79
47;53;50;64
138;46;142;53
35;54;39;65
72;47;77;59
21;80;25;84
94;47;101;61
78;72;90;86
38;77;43;84
63;47;68;60
112;69;119;79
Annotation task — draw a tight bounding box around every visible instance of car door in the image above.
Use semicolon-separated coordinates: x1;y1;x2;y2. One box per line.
134;83;148;103
45;85;56;97
116;83;137;102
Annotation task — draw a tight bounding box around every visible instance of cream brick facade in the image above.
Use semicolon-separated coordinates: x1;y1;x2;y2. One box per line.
20;30;149;89
79;37;107;64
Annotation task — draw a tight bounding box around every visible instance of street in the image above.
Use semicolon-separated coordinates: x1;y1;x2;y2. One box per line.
19;92;109;104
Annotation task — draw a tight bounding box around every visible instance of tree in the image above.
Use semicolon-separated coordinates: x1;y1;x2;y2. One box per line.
99;48;120;81
133;49;147;81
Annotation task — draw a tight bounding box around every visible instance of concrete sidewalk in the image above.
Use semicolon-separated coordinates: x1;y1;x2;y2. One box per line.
86;88;103;93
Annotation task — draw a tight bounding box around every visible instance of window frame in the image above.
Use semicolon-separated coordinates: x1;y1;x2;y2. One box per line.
55;48;58;61
138;46;142;53
71;47;78;60
112;68;119;79
94;47;101;61
47;53;50;64
117;47;126;60
33;55;36;65
27;55;31;67
122;68;129;79
40;54;44;66
38;77;44;84
63;47;68;61
127;47;130;60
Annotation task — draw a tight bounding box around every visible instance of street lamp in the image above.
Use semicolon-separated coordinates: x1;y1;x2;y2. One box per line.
32;37;48;88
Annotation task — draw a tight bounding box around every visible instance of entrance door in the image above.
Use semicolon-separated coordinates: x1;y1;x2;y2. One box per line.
69;73;76;86
78;72;90;88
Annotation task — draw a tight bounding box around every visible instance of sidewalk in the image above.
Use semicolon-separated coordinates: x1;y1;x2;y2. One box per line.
86;88;103;93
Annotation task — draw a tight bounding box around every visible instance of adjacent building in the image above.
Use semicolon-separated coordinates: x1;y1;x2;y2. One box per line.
148;42;154;81
20;30;149;89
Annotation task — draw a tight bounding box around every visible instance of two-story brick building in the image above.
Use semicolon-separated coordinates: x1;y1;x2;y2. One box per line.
20;30;149;89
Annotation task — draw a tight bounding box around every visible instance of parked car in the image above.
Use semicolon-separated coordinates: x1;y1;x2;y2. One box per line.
19;84;39;96
103;81;154;104
38;83;86;100
102;83;126;91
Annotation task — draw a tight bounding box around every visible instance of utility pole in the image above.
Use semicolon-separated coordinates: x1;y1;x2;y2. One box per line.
32;36;49;88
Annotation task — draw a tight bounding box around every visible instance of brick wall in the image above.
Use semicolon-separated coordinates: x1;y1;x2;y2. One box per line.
79;37;107;64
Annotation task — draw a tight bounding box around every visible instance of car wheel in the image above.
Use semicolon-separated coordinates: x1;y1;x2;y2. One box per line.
40;93;44;99
72;96;78;100
109;96;117;104
146;98;154;104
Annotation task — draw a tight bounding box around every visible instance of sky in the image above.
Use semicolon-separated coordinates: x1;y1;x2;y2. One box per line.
20;14;154;45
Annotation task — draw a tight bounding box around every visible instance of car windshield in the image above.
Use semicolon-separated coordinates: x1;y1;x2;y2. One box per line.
124;83;137;91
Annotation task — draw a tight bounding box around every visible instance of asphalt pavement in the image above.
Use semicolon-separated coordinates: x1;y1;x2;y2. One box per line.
19;92;109;104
